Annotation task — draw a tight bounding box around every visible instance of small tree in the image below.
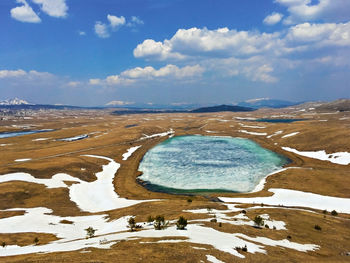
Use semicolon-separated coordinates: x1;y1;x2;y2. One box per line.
147;215;154;223
85;226;96;238
34;237;39;245
128;217;136;232
253;215;264;228
331;210;338;216
154;215;168;230
2;242;6;248
176;216;188;230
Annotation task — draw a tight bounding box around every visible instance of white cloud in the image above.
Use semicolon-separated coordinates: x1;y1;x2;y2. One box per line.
0;69;27;78
107;14;126;28
134;27;281;60
94;21;110;38
79;31;86;36
10;0;41;23
275;0;350;24
263;12;283;25
121;64;204;79
89;79;103;85
67;81;81;87
106;100;134;106
89;64;204;86
32;0;68;18
134;39;186;60
127;16;144;27
0;69;54;80
286;22;350;46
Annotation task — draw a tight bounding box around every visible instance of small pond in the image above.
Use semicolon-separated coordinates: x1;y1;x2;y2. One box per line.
138;135;289;193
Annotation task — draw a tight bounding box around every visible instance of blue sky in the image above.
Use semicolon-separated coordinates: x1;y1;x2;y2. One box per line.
1;0;350;106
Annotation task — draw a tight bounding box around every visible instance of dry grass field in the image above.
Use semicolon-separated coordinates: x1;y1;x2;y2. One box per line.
0;105;349;262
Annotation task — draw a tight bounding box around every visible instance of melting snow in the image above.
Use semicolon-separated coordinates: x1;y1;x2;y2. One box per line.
282;147;350;165
281;132;299;138
220;188;350;214
122;146;141;161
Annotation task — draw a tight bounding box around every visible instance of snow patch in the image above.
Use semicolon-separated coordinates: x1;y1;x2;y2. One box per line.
122;146;141;161
282;147;350;165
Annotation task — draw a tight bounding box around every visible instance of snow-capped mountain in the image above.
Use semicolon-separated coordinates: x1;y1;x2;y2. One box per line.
0;98;32;105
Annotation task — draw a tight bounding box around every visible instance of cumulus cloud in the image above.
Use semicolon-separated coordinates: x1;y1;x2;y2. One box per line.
121;64;204;79
106;100;134;106
133;23;350;83
32;0;68;18
94;21;110;38
275;0;350;24
10;0;41;23
263;12;283;25
0;69;54;80
286;22;350;47
95;14;143;38
107;14;126;28
0;69;27;78
89;64;204;86
127;16;144;27
134;27;281;60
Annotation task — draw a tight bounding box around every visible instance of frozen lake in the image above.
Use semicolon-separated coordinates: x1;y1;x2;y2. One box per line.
139;135;289;193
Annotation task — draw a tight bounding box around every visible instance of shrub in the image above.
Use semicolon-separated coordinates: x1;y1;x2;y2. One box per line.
236;245;248;252
154;215;168;230
323;210;327;214
128;217;136;232
265;224;269;229
241;210;246;214
34;237;39;245
1;242;6;248
210;218;217;223
331;210;338;216
187;198;192;203
314;224;322;231
287;235;292;240
253;215;264;228
218;222;222;227
273;226;276;230
147;215;154;223
85;226;96;238
176;216;188;230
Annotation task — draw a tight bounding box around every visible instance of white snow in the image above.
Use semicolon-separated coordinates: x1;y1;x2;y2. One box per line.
220;188;350;214
239;123;266;129
281;132;299;138
0;155;151;212
58;134;88;142
122;146;141;161
282;147;350;165
0;172;82;188
238;130;267;136
267;130;283;138
206;255;225;263
140;129;174;140
32;138;50;141
70;155;148;212
14;159;32;162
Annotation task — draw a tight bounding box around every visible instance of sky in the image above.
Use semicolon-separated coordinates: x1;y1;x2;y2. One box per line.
1;0;350;106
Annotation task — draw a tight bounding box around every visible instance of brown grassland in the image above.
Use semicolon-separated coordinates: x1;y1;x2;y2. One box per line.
0;105;349;262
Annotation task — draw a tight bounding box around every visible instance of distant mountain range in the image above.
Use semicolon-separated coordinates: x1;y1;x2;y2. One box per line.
191;104;254;113
112;104;255;115
0;98;31;106
237;98;300;109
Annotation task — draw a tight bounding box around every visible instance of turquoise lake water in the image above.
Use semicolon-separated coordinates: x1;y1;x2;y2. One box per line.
139;135;289;193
